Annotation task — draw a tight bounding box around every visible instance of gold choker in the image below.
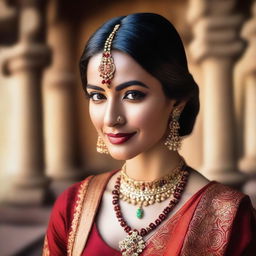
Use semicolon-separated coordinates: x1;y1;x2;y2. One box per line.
119;159;186;219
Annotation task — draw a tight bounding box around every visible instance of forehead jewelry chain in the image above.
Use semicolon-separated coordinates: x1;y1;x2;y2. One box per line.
98;24;120;88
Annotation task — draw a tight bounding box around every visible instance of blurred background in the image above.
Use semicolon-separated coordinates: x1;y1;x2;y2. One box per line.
0;0;255;255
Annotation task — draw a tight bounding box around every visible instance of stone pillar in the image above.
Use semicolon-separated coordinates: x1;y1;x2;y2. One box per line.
0;1;16;32
240;76;256;173
43;2;84;194
2;0;50;205
235;1;256;207
187;0;246;186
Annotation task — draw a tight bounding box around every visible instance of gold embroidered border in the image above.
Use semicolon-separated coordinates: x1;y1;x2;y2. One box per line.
143;213;181;256
181;183;244;256
42;236;50;256
67;177;92;256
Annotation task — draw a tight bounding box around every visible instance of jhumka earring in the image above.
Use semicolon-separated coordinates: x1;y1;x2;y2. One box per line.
164;108;182;151
96;135;109;154
98;24;120;88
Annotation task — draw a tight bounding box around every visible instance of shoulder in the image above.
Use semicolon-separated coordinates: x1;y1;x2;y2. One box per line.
185;167;248;222
197;182;256;254
181;180;253;254
187;167;246;206
204;181;246;207
45;176;94;253
185;167;210;196
53;170;118;212
45;171;117;254
51;175;94;220
193;180;249;227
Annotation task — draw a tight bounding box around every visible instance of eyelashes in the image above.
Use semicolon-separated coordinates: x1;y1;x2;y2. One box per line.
88;92;106;101
88;90;147;102
124;90;146;100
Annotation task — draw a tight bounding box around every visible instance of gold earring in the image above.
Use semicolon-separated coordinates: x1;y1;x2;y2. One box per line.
96;135;109;154
164;108;182;151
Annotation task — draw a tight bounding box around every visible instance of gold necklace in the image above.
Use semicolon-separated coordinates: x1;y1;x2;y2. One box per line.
112;165;191;256
119;159;185;219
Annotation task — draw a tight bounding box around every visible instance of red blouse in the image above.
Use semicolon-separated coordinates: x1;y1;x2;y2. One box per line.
43;173;256;256
82;182;214;256
83;222;121;256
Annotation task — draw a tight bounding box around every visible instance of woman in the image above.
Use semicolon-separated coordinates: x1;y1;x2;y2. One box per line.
43;13;256;256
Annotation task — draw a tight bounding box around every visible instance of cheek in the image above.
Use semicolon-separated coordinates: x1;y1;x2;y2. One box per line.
89;104;103;132
126;102;169;135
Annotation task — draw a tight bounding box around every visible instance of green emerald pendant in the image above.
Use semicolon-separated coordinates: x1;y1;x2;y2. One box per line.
136;207;144;219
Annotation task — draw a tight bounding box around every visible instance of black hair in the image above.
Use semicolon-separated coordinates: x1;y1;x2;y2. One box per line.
79;13;200;136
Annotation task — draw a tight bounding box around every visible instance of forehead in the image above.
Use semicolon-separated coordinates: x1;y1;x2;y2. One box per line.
86;50;160;87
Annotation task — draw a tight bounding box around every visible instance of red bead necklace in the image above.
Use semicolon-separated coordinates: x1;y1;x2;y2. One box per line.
112;166;190;256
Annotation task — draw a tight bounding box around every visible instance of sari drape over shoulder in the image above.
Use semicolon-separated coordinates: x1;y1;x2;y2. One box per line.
43;171;256;256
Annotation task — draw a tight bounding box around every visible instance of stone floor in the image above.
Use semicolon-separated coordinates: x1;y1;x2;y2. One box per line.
0;206;51;256
0;178;86;256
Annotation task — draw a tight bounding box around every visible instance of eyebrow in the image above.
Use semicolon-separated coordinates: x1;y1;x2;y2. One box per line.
86;80;149;91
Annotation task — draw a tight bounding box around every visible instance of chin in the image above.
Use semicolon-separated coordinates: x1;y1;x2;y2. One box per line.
108;148;140;161
106;137;164;160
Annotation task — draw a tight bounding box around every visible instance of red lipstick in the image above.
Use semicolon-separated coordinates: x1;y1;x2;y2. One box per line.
106;132;136;145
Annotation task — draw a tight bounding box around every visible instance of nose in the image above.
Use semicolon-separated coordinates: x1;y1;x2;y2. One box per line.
103;98;125;127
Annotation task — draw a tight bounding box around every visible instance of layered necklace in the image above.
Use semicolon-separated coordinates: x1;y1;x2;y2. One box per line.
119;159;185;219
112;159;190;256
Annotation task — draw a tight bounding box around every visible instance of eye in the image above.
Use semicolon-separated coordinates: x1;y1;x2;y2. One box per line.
124;90;146;101
88;92;106;102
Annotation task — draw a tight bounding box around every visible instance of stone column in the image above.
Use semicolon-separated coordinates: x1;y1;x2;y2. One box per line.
0;1;17;38
2;0;51;205
235;1;256;207
240;76;256;173
43;2;84;194
187;0;246;186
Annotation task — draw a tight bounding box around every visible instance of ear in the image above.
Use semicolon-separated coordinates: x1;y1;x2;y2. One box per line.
172;100;187;112
167;100;186;123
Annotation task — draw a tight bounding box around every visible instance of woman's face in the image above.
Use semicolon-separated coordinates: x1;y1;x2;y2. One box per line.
86;51;176;160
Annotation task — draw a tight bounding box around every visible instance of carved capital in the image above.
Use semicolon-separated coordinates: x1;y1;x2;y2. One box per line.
0;0;18;44
0;0;16;23
2;43;51;75
238;1;256;76
19;4;44;43
188;0;246;63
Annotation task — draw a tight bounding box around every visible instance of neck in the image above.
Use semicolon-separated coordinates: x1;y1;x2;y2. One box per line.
124;144;183;182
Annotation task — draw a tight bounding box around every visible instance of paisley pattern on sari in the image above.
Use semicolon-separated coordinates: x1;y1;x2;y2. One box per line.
43;171;256;256
181;183;244;256
143;213;182;256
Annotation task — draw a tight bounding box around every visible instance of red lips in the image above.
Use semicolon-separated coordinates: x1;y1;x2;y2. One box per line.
106;132;136;144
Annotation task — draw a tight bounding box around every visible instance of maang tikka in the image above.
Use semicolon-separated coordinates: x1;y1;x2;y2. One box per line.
98;24;120;88
164;107;182;151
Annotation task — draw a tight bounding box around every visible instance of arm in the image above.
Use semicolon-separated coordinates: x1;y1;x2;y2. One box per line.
225;196;256;256
43;182;81;256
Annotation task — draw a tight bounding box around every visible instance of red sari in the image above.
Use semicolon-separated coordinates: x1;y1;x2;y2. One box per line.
43;171;256;256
